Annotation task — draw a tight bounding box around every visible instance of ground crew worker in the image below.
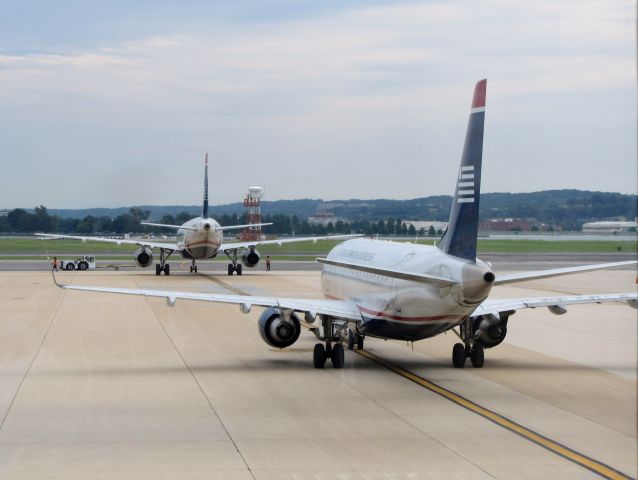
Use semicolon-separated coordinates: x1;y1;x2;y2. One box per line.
266;256;271;271
52;256;58;271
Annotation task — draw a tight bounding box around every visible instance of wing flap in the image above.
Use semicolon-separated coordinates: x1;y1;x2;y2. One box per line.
35;233;179;251
475;292;638;317
57;282;363;322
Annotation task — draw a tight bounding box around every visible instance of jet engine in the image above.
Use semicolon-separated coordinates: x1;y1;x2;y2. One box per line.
258;308;301;349
473;313;509;348
134;246;154;268
241;248;260;268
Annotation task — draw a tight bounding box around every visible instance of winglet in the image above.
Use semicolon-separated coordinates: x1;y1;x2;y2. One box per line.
202;153;209;218
438;79;487;262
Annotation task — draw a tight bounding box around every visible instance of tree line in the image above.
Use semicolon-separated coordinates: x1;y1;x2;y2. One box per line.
0;206;439;237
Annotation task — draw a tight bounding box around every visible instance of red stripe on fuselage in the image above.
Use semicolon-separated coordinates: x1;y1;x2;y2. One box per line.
325;294;465;323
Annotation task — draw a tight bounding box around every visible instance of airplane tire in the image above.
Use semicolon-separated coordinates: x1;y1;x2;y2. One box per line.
470;345;484;368
194;265;198;273
236;264;242;275
331;343;345;369
356;334;365;350
452;343;466;368
164;264;170;276
228;264;234;275
313;344;326;369
156;264;161;275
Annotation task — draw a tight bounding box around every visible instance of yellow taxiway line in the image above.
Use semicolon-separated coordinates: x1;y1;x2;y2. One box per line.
356;349;633;480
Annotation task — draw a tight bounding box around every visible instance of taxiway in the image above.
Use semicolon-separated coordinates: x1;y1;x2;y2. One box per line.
0;268;635;478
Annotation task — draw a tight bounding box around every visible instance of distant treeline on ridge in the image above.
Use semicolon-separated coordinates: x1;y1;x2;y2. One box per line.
1;190;635;235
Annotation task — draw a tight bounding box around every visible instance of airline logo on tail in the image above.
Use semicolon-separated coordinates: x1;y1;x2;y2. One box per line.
457;165;475;204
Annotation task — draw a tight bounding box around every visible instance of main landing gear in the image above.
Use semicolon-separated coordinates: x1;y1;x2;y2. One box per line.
155;249;174;276
452;318;485;368
310;316;352;369
224;249;242;276
189;260;198;273
347;329;365;350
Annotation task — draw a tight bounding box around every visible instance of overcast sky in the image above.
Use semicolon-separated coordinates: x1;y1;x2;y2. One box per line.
0;0;635;209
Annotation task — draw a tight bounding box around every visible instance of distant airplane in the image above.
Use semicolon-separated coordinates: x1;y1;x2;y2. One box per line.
52;80;637;369
37;154;359;276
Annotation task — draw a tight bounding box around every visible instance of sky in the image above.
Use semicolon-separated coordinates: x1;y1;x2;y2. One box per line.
0;0;635;208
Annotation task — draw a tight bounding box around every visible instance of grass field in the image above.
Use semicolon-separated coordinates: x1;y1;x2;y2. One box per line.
0;237;635;260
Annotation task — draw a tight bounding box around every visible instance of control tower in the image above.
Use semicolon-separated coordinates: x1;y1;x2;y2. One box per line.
240;186;265;241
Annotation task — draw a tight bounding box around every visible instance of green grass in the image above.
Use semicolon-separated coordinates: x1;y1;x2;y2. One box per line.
0;237;635;258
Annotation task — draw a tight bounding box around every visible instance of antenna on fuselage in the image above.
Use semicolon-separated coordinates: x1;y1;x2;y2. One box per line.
202;153;209;218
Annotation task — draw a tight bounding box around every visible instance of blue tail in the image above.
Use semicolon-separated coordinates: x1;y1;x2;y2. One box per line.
202;153;209;218
438;79;486;262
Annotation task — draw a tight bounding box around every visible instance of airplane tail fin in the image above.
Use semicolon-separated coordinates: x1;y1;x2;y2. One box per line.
202;153;209;218
438;79;486;262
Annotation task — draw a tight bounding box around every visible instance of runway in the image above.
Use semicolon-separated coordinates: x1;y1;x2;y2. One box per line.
0;268;635;478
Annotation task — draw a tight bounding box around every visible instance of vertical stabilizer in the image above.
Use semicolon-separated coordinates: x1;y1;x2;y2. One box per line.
202;153;209;218
438;79;486;262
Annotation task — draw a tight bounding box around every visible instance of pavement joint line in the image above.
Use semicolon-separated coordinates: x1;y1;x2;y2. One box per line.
0;287;67;432
355;349;634;480
138;279;256;480
200;274;251;296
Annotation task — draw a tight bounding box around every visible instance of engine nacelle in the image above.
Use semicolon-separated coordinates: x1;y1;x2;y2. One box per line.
473;314;509;348
258;308;301;349
241;248;260;268
134;246;154;268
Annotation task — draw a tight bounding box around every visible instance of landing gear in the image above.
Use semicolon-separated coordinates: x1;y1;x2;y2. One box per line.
312;316;348;369
313;344;327;369
190;260;198;273
451;318;485;368
224;249;242;275
452;343;466;368
155;248;174;276
470;344;484;368
347;330;365;350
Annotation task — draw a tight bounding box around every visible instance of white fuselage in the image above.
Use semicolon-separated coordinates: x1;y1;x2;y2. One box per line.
321;238;494;341
177;217;224;260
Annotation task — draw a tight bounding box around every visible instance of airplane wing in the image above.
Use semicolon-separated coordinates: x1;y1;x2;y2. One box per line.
474;292;638;317
493;260;637;285
35;233;179;251
218;234;363;251
54;278;364;322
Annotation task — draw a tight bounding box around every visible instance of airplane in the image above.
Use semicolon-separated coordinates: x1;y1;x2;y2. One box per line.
37;154;360;276
50;79;638;369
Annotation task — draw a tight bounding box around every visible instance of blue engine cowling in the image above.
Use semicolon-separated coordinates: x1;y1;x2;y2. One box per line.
258;308;301;348
241;248;260;268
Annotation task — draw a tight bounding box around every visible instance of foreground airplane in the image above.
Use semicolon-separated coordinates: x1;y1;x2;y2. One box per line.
38;154;358;276
52;80;637;369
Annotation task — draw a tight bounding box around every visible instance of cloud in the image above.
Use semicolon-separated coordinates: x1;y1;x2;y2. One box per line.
0;0;634;208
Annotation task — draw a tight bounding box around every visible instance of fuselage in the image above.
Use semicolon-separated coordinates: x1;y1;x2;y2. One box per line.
321;238;494;341
177;216;224;260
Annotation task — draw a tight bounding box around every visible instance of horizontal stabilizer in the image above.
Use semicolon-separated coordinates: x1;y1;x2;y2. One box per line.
317;258;457;286
494;260;638;285
218;223;273;231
